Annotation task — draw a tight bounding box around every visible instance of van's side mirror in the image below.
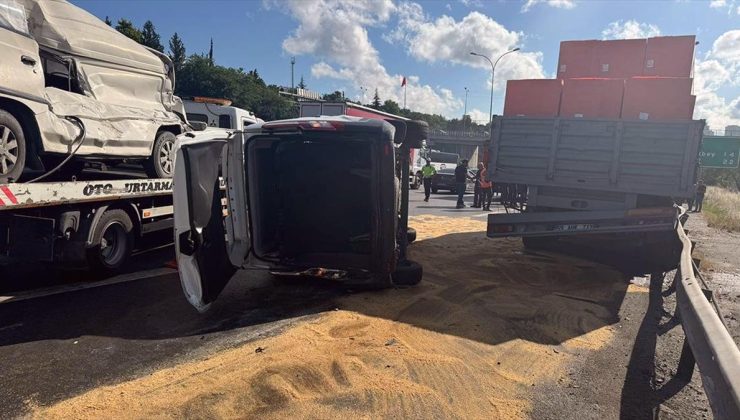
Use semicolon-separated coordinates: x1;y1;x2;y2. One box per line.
190;121;208;131
386;120;407;145
403;120;428;149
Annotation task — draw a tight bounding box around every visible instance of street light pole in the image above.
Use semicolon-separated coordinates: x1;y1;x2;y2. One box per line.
291;56;296;91
463;86;469;130
470;48;520;126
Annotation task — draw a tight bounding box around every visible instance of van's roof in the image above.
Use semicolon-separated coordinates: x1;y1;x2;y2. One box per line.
21;0;165;74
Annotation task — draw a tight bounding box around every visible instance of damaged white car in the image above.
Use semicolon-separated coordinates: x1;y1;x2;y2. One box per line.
173;116;427;312
0;0;187;182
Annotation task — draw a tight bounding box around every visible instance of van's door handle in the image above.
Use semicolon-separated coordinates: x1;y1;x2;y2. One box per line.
21;55;37;66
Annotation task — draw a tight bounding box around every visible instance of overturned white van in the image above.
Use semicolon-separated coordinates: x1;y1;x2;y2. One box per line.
0;0;187;182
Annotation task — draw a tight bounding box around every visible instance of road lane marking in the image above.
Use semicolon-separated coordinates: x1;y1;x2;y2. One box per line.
0;267;177;304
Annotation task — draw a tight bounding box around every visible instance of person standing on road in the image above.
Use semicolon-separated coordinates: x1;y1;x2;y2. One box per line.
454;159;469;209
693;181;707;212
479;163;493;211
421;160;436;202
472;162;484;208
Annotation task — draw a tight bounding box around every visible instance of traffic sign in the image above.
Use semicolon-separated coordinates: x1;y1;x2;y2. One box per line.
699;136;740;168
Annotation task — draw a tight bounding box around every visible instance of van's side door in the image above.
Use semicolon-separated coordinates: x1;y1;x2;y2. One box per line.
0;10;44;98
173;133;236;312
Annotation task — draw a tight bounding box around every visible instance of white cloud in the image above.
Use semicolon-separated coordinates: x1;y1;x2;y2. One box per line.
710;0;726;7
468;108;490;123
389;7;545;90
601;20;661;40
694;29;740;131
521;0;576;13
273;0;462;116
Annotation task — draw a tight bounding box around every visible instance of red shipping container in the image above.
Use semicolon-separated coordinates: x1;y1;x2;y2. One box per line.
644;35;696;77
621;77;694;121
503;79;562;117
558;39;647;79
560;78;625;119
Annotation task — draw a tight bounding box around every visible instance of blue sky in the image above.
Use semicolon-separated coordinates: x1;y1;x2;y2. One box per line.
73;0;739;130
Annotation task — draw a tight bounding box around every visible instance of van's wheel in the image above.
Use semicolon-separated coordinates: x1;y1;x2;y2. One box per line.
392;260;423;286
0;110;26;183
407;227;417;244
410;174;421;189
145;131;176;178
87;209;134;273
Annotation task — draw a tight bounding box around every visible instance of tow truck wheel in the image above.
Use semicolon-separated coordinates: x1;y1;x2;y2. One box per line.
87;209;134;273
0;110;26;183
392;260;423;286
145;131;176;178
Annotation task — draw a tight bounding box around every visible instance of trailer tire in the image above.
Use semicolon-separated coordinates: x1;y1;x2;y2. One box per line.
87;209;134;273
145;131;176;178
392;260;423;286
0;109;26;183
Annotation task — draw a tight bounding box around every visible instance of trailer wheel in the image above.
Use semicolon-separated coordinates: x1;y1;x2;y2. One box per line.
0;109;26;183
145;131;176;178
87;209;134;273
392;260;423;286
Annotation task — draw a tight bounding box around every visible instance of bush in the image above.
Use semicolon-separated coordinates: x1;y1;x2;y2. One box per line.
703;186;740;232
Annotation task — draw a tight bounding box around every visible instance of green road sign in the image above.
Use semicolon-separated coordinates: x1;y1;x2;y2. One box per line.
700;136;740;168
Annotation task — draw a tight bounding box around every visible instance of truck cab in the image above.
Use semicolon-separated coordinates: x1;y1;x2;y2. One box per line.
173;116;427;311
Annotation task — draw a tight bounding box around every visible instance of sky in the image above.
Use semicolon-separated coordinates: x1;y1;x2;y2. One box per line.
73;0;740;131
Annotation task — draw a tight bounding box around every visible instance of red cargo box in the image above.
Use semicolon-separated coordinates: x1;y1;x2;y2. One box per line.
644;35;696;77
558;39;647;79
621;77;694;121
560;78;625;119
503;79;563;117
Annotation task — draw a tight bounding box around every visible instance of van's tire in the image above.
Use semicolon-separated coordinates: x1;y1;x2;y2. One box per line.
145;130;177;178
407;227;417;244
0;109;26;183
392;260;423;286
86;209;134;273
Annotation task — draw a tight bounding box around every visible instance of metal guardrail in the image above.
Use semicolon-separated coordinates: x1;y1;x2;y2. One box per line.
675;211;740;418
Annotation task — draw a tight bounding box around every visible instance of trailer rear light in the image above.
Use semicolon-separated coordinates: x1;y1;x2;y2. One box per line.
491;224;515;233
263;120;344;131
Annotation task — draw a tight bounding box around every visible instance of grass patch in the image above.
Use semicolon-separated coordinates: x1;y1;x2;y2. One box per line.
703;186;740;232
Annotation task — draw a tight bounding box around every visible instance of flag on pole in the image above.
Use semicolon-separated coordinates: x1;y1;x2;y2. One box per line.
401;76;407;87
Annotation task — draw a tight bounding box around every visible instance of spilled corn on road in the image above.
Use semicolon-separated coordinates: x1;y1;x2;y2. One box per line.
1;209;709;418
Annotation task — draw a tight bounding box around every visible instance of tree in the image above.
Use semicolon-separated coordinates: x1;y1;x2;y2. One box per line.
141;20;164;52
380;99;401;116
104;16;112;26
297;76;306;90
372;88;381;108
115;19;142;43
169;33;186;73
322;91;344;101
208;38;214;65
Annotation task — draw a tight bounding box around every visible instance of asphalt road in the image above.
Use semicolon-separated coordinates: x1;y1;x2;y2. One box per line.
0;189;710;417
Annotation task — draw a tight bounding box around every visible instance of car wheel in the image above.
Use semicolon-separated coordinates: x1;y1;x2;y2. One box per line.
432;188;438;193
145;131;177;178
86;209;134;273
0;109;26;183
392;260;423;286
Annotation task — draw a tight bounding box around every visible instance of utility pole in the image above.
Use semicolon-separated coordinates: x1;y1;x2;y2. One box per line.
470;48;520;127
291;56;296;92
463;86;469;130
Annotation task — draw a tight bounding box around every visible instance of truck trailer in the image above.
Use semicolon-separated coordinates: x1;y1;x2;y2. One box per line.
486;116;703;265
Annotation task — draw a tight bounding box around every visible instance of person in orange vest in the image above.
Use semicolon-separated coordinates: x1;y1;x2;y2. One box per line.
479;163;493;211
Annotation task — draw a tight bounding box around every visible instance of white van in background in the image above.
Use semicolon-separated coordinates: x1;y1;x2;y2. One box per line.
183;97;263;130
